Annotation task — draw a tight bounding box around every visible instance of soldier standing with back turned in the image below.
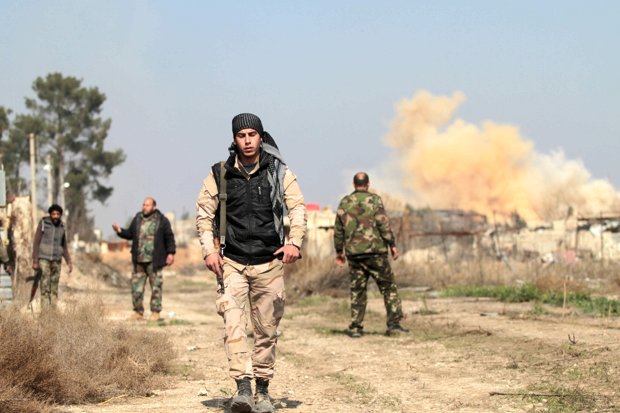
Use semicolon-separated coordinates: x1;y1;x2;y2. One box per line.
334;172;409;337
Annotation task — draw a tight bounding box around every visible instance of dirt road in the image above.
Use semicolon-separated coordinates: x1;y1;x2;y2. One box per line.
63;272;620;413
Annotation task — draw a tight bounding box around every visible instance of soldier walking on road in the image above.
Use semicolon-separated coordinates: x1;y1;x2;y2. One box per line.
334;172;408;337
32;204;73;309
112;197;176;321
196;113;306;413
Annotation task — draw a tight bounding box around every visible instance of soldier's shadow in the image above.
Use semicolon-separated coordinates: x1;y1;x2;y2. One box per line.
201;397;228;411
325;328;387;337
201;397;303;411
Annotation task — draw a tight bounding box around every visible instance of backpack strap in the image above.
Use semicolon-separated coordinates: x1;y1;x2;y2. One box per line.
216;162;227;295
40;218;46;233
218;161;228;257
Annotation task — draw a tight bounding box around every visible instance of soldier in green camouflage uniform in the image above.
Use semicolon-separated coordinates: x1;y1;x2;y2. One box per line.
131;211;161;316
334;172;408;337
113;197;176;321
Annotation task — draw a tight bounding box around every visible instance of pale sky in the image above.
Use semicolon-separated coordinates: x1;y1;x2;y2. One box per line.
1;1;619;237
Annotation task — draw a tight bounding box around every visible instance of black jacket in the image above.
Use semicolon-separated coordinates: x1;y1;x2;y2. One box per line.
117;210;176;270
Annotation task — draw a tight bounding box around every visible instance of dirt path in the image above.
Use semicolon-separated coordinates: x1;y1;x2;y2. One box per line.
62;273;620;413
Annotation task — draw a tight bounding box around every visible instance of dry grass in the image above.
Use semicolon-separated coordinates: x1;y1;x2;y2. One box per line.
0;299;175;412
285;255;349;300
393;257;620;295
74;253;129;287
288;252;620;301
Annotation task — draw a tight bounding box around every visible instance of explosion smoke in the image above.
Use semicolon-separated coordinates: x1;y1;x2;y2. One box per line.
384;91;620;223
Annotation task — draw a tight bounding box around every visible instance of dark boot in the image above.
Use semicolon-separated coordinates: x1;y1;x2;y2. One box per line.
386;324;410;336
254;378;275;413
348;323;363;338
348;326;363;338
231;378;254;413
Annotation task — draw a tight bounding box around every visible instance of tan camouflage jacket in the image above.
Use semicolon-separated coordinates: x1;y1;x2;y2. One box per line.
334;190;395;257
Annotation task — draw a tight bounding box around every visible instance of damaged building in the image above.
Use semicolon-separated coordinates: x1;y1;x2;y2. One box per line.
299;200;620;264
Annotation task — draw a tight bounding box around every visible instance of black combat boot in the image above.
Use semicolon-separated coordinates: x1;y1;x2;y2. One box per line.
254;378;275;413
231;378;254;413
386;323;410;336
348;323;363;338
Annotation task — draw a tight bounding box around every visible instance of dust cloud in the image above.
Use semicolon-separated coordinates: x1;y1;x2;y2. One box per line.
382;91;620;222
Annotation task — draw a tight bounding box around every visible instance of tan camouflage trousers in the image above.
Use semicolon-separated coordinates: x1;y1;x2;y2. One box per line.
39;259;61;309
348;254;403;330
215;257;285;380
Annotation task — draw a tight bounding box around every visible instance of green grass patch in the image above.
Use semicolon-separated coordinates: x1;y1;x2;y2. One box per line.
288;295;350;321
442;283;620;316
297;294;333;307
171;362;194;379
170;279;210;291
166;318;193;326
443;283;540;302
147;318;193;327
523;385;598;413
528;302;549;317
327;372;375;404
387;289;421;301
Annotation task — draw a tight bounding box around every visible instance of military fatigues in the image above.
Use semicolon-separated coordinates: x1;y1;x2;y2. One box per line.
196;154;306;380
334;190;403;331
216;258;286;379
116;209;176;316
32;217;72;309
132;213;163;314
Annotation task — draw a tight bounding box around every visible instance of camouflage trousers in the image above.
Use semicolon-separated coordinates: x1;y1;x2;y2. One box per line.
348;254;403;330
215;257;285;380
132;262;163;314
39;259;61;309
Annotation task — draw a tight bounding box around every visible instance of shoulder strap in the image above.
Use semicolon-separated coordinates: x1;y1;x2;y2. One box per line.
218;161;228;257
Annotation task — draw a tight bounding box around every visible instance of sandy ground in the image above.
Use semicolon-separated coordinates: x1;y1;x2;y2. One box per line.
51;261;620;413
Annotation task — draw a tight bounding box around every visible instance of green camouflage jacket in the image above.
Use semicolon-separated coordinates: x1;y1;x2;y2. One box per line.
334;190;395;257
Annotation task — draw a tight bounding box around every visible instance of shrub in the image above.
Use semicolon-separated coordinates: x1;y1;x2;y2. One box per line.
0;299;175;411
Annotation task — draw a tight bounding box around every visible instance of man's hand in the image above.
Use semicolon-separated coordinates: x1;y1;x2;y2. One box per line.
205;252;224;276
67;262;73;274
336;253;346;267
390;245;399;261
32;261;39;270
112;223;121;234
166;254;175;266
274;244;300;264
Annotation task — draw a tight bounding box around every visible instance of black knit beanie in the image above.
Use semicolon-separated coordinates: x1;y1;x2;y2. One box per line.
232;113;264;136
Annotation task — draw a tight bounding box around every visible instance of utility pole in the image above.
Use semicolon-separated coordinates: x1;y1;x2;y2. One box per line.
45;154;53;206
59;161;65;210
29;133;37;228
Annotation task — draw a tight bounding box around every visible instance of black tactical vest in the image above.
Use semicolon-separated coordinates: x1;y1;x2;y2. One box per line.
212;153;284;265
